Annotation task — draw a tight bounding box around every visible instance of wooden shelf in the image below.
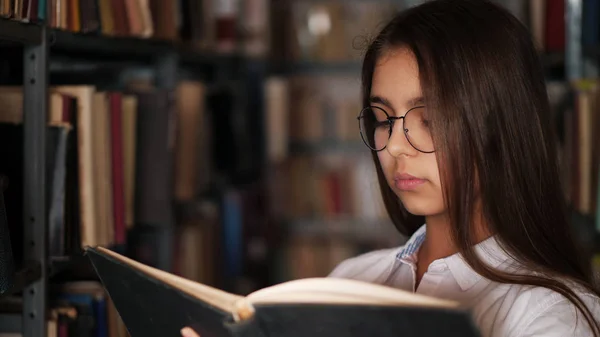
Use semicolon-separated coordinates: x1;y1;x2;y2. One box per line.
50;29;173;59
289;140;365;155
0;18;241;67
49;29;243;65
48;254;86;277
0;18;42;45
285;217;403;244
539;52;565;68
584;46;600;58
0;313;21;334
0;262;42;297
269;60;362;75
269;52;563;76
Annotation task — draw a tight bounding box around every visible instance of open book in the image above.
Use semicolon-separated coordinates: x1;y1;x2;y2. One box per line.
85;246;481;337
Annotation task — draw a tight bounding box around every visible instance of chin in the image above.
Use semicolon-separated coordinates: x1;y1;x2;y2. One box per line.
398;195;443;217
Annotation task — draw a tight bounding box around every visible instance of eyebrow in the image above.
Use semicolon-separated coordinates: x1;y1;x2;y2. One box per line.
369;95;394;109
408;96;424;107
369;95;424;110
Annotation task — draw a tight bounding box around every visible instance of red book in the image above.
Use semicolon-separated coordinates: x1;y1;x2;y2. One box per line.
110;93;126;245
545;0;565;52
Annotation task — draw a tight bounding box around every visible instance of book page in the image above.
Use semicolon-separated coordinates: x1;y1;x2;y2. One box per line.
246;278;459;308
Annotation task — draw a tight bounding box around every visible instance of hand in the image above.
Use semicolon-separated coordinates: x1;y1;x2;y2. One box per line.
180;327;200;337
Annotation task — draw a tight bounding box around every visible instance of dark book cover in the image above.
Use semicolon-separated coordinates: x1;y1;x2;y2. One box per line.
79;0;101;33
0;123;73;270
131;90;176;228
0;172;13;293
86;246;481;337
47;126;71;257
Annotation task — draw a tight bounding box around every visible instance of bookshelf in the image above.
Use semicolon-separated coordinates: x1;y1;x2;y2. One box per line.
262;0;408;284
0;6;247;334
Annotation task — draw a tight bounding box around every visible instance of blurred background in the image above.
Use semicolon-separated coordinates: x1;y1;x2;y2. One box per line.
0;0;598;336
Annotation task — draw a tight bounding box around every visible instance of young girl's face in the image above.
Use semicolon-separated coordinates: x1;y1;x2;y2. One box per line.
370;48;446;218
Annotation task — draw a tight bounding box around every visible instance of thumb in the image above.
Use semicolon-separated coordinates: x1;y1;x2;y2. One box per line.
180;327;200;337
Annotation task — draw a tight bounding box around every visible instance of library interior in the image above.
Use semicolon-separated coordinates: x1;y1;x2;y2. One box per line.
0;0;597;336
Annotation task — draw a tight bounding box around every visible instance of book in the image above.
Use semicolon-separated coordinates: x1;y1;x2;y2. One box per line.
85;246;481;337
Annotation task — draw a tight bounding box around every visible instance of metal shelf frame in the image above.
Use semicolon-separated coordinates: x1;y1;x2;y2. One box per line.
22;22;48;337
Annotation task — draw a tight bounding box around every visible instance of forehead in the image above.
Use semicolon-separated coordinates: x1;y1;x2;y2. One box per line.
371;48;422;111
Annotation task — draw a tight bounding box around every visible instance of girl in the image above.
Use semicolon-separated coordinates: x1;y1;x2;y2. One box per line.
182;0;600;336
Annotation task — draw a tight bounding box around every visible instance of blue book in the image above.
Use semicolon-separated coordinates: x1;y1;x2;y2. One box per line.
222;189;243;285
59;292;107;337
583;0;600;47
37;0;46;21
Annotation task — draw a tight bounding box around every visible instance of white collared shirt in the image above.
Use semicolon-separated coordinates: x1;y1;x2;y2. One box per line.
328;225;600;337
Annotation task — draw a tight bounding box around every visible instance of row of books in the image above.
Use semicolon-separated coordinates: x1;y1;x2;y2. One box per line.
268;0;565;64
268;154;388;222
0;0;568;61
262;63;406;286
273;226;401;282
0;0;270;55
0;81;208;266
495;0;565;53
47;281;128;337
270;1;399;63
263;73;597;215
264;74;363;164
167;179;400;295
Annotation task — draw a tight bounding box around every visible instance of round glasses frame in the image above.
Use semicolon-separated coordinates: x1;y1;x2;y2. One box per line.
357;105;435;154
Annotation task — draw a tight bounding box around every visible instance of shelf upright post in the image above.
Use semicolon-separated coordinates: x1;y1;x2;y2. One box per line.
22;25;49;337
152;51;179;272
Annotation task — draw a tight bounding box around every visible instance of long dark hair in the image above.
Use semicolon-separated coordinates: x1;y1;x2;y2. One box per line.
362;0;600;334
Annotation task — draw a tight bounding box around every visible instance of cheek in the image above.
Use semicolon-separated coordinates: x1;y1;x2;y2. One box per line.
377;151;395;180
425;154;441;187
423;155;445;210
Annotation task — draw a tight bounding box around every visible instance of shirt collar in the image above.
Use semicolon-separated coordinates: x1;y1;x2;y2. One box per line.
394;224;513;291
395;224;427;260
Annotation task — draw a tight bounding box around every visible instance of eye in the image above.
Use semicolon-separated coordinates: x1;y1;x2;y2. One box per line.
370;106;389;122
409;106;431;128
374;120;391;129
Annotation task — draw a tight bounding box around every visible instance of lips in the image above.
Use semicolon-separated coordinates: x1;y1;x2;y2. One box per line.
394;173;426;191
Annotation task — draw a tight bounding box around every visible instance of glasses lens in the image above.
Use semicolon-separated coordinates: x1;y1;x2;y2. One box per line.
359;107;390;151
404;106;434;152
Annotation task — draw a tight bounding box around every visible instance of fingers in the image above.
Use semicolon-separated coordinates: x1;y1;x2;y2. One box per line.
180;327;201;337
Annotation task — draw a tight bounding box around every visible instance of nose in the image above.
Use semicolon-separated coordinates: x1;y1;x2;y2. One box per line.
385;119;417;157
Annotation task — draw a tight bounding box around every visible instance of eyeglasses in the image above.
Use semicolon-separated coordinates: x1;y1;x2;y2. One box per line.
357;105;435;153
